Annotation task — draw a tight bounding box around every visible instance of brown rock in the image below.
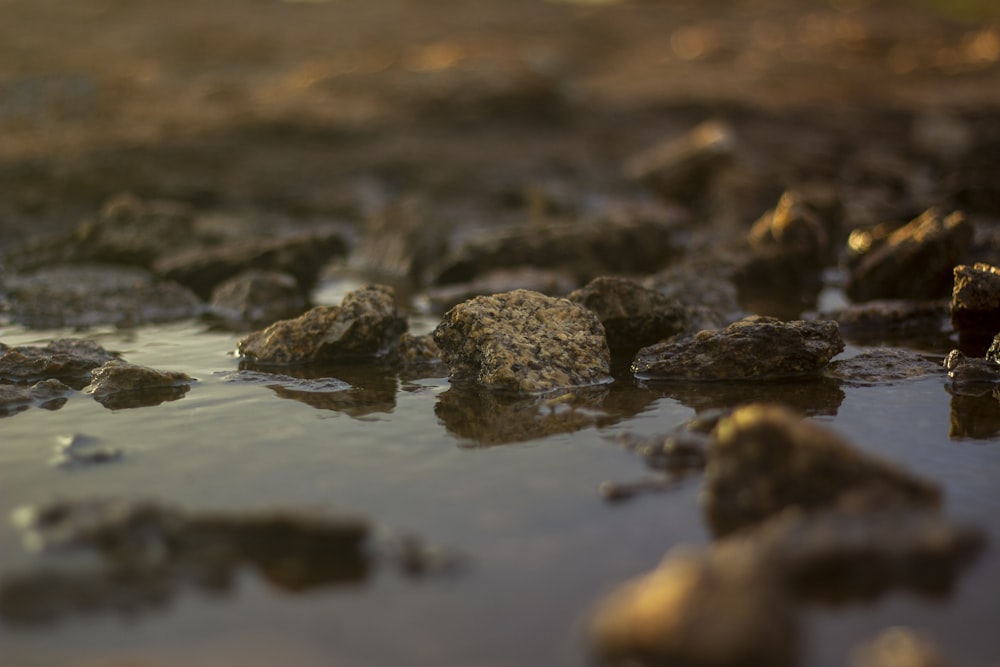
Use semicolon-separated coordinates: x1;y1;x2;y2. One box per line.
87;360;194;409
0;339;118;389
951;262;1000;339
824;348;943;386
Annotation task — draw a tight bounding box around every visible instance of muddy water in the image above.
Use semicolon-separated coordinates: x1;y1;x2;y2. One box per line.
2;303;1000;667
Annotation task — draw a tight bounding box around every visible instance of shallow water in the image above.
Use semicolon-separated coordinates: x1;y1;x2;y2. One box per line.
2;311;1000;667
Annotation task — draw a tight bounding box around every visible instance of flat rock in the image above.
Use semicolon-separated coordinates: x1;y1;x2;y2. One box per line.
86;360;194;409
237;284;408;365
704;404;941;536
568;276;719;351
208;269;307;330
0;339;118;389
433;289;611;394
0;379;73;418
846;208;972;302
951;262;1000;339
632;315;844;380
825;348;943;386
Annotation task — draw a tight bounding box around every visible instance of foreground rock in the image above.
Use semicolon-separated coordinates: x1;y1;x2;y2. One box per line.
0;339;118;389
704;404;941;536
951;263;1000;351
568;276;719;351
433;289;611;394
846;209;972;302
237;284;408;365
632;316;844;380
86;360;194;410
824;348;943;386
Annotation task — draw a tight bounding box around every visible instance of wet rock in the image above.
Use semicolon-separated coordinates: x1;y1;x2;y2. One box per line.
827;299;951;347
4;265;203;329
846;209;973;302
208;269;308;330
851;627;952;667
0;339;118;389
237;284;407;365
155;228;348;299
433;289;611;394
86;360;194;410
950;263;1000;349
423;267;578;315
0;379;73;417
942;349;1000;397
632;316;844;381
392;333;442;366
568;276;718;351
624;120;737;205
50;433;123;468
589;545;798;667
430;217;678;287
704;404;941;536
825;349;943;386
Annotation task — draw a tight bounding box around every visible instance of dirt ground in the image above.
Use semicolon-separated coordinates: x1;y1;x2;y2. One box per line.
2;0;999;258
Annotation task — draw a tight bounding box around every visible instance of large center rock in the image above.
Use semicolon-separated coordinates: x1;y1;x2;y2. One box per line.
433;289;611;394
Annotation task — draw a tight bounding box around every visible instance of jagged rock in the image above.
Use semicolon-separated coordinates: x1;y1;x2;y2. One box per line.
827;299;950;346
86;360;193;409
951;263;1000;341
155;228;348;299
0;379;73;417
237;284;407;365
851;627;953;667
430;217;678;287
632;316;843;380
4;265;203;329
704;404;941;536
825;348;943;386
589;545;798;667
0;339;118;389
846;209;972;302
942;349;1000;397
568;276;718;351
423;267;577;315
433;289;611;394
208;269;307;330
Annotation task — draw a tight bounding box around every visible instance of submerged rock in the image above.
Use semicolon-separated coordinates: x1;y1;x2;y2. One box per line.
0;379;73;418
237;284;408;365
951;263;1000;351
825;348;943;386
208;269;308;330
846;209;972;302
0;339;118;389
433;289;611;394
568;276;718;351
632;316;843;380
86;360;194;410
704;404;941;536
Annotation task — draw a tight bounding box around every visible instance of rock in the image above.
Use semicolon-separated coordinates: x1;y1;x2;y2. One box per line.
632;316;844;380
942;349;1000;397
951;263;1000;346
392;333;442;366
208;269;308;330
851;627;953;667
644;260;743;325
624;120;736;204
237;284;408;365
433;289;611;394
589;545;798;667
86;360;194;409
0;339;118;389
846;209;973;302
0;379;73;417
568;276;718;351
155;228;348;299
825;348;943;386
4;265;203;329
704;404;941;536
430;217;678;287
423;267;578;315
826;299;951;346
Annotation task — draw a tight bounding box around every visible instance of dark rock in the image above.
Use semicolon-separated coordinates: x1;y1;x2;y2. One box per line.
632;316;844;381
0;339;118;389
825;348;943;386
433;289;611;394
237;284;407;365
423;267;578;315
155;228;348;299
943;349;1000;397
850;627;953;667
951;263;1000;344
827;299;951;347
4;265;203;329
589;545;798;667
208;269;308;330
846;209;973;302
430;217;678;287
86;360;194;410
0;379;73;417
704;404;941;537
568;276;719;351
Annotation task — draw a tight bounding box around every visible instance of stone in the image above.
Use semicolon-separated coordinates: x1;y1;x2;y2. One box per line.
851;627;953;667
237;284;408;365
208;269;307;330
0;379;73;417
86;360;194;409
846;209;973;302
824;348;943;386
951;263;1000;340
632;315;844;380
942;349;1000;397
827;299;951;346
589;545;798;667
155;228;348;299
423;267;577;315
0;339;118;389
568;276;718;351
433;289;611;394
704;404;941;536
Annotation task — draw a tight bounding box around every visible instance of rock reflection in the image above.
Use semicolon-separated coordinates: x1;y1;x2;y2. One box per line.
948;389;1000;440
642;375;844;417
92;384;191;410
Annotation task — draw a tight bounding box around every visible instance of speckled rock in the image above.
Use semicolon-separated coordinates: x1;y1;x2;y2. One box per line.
951;263;1000;340
632;316;844;380
208;269;307;330
392;333;442;365
826;299;950;346
704;404;941;536
433;289;611;394
568;276;719;351
589;545;798;667
846;209;973;302
86;360;193;409
851;628;953;667
824;349;943;386
0;339;118;389
0;380;73;418
237;284;408;365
